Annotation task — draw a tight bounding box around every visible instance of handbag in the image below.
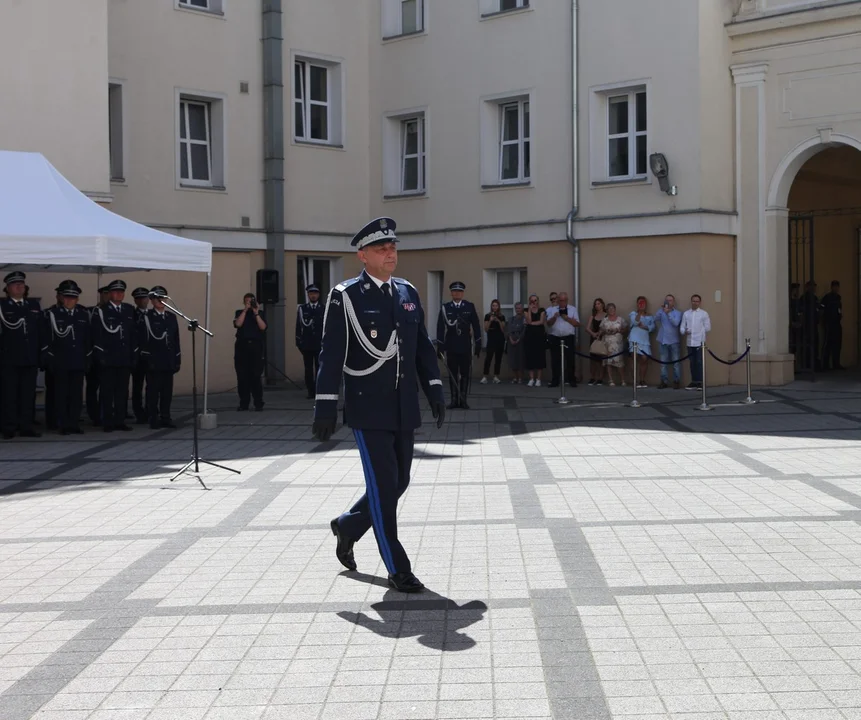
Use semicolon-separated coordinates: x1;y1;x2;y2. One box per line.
590;338;609;356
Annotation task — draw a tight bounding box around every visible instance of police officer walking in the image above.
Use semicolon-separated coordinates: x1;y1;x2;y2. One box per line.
91;279;136;432
233;293;267;411
436;281;482;409
130;287;150;422
313;217;445;593
139;287;181;429
86;285;110;425
821;280;843;371
0;271;42;438
295;283;324;399
41;280;91;435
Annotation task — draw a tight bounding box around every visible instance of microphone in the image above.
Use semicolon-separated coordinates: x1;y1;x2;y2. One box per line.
148;291;169;299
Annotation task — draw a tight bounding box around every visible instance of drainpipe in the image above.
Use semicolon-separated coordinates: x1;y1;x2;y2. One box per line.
262;0;286;383
566;0;581;361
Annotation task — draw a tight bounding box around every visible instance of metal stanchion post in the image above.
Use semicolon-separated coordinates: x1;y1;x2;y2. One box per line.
696;343;712;411
556;339;570;405
741;338;756;405
629;343;641;408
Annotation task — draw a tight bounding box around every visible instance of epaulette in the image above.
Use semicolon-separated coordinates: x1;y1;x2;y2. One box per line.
393;277;415;290
334;277;361;293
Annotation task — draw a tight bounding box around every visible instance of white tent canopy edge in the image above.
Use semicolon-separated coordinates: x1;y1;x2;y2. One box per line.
0;150;214;412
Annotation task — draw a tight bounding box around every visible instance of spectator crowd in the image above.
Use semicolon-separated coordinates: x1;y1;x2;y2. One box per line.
478;291;712;391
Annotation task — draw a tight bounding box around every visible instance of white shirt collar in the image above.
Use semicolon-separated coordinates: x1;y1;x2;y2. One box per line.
110;302;122;310
365;272;391;290
454;301;461;308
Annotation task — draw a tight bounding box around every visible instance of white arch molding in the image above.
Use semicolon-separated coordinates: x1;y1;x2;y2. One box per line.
767;132;861;210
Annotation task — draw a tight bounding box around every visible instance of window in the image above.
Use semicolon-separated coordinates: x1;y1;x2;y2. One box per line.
494;268;528;318
176;90;225;189
108;82;124;182
293;55;343;146
480;0;528;16
499;100;530;183
297;258;331;304
176;0;224;14
607;90;647;179
179;100;212;185
480;92;532;188
382;0;425;38
383;108;428;197
401;117;425;193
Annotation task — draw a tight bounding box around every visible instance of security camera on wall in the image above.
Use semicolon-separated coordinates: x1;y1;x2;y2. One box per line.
649;153;677;196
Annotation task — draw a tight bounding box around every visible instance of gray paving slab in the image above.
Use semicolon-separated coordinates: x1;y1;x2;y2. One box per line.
3;383;861;718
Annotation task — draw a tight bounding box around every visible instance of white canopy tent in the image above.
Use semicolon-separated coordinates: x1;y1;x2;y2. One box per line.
0;150;215;411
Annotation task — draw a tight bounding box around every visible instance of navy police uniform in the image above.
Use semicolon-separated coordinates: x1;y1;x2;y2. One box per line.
0;271;42;438
86;286;110;424
91;279;137;432
436;283;482;409
40;280;91;434
313;217;445;593
821;284;843;371
139;287;181;429
234;300;266;411
130;287;150;422
43;293;62;430
296;283;325;399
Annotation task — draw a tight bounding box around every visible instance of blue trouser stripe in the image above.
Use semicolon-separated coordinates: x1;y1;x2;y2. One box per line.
353;429;395;573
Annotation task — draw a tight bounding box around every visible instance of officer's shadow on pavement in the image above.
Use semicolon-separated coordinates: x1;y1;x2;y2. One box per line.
336;572;488;651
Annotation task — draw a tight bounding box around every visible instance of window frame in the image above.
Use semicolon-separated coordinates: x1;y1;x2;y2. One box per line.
480;0;530;18
175;0;225;16
382;0;426;39
498;99;530;184
400;116;426;194
175;88;227;191
588;80;651;186
491;267;528;320
108;80;125;183
294;60;331;145
178;99;213;187
606;90;647;181
400;0;424;35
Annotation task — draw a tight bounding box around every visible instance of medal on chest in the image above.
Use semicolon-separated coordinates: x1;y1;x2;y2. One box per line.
370;329;378;339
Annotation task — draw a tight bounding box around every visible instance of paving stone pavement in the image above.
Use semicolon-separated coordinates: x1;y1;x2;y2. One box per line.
3;377;861;719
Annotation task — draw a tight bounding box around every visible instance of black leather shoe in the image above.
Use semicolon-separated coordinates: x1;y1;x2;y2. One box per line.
117;424;133;432
460;400;470;410
70;427;84;435
446;402;458;410
330;518;357;571
388;572;424;593
237;406;248;412
161;420;177;429
19;429;41;438
2;432;14;440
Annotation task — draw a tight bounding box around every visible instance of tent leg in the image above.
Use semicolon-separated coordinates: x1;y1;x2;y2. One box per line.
203;271;211;415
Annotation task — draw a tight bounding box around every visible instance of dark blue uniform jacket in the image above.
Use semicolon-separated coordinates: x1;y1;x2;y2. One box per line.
139;309;181;373
314;271;444;431
91;302;137;368
436;300;482;354
0;298;42;367
41;306;91;372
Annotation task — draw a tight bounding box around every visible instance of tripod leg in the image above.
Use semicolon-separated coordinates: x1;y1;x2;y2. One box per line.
168;456;210;489
197;458;241;475
169;458;195;483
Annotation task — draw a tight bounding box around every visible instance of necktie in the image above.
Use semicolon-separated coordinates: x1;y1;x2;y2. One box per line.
382;282;391;297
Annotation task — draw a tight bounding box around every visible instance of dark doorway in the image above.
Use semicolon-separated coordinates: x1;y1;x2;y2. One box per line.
789;215;817;378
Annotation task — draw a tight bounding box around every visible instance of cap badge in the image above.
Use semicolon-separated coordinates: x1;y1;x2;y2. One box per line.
380;219;387;229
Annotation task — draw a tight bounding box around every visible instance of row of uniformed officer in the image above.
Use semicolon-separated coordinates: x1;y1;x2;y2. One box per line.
436;282;481;409
313;217;445;593
0;271;43;438
295;283;324;399
138;287;181;428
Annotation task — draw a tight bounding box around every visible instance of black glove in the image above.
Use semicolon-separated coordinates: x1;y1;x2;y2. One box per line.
436;346;445;361
312;416;336;442
474;345;482;358
431;401;445;429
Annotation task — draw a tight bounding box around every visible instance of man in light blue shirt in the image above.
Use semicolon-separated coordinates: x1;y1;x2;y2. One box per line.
654;294;682;389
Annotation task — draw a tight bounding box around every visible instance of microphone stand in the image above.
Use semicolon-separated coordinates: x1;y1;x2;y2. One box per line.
157;295;241;490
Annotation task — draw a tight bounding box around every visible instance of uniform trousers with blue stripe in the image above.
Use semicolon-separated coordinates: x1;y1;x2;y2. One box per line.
339;428;415;575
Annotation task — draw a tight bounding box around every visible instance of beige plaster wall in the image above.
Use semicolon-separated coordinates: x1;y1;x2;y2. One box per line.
0;0;110;195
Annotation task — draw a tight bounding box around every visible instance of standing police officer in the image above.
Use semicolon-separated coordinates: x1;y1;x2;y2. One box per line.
296;283;324;399
91;279;136;432
233;293;267;411
41;280;91;435
130;287;150;423
86;285;110;425
313;217;445;593
821;280;843;371
43;288;63;431
139;287;181;429
436;282;481;410
0;271;42;438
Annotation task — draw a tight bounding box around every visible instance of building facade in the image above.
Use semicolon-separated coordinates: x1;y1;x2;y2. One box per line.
1;0;860;393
